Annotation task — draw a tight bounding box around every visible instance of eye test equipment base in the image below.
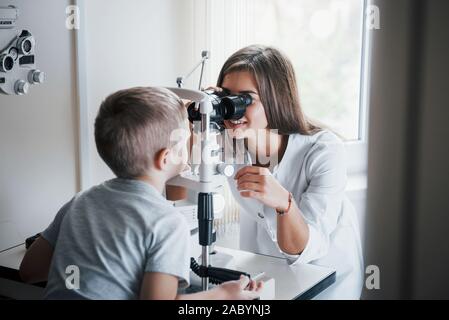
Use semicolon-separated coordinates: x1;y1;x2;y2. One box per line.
0;14;335;297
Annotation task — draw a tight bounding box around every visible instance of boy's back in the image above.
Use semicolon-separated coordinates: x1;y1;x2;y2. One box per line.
42;178;190;299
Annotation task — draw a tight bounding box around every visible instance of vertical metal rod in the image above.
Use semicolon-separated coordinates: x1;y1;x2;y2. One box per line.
199;113;211;183
199;100;212;291
202;113;210;142
201;246;209;290
198;59;206;90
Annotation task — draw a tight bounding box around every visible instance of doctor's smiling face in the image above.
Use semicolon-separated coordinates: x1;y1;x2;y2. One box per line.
217;45;320;143
222;71;268;139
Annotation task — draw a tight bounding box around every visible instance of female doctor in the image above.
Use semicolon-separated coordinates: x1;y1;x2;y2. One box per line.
214;45;364;299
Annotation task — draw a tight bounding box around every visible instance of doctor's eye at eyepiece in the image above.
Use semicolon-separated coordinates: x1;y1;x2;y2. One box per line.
186;88;253;127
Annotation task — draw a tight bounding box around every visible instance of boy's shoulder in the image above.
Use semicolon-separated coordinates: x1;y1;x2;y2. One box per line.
69;178;183;218
63;179;189;243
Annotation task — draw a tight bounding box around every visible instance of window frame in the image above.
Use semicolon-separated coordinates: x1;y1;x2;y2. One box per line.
345;0;372;175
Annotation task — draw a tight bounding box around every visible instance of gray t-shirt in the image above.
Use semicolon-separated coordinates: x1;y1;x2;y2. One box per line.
42;178;190;300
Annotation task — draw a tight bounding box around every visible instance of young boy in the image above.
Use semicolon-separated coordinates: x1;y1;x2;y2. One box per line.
19;87;262;300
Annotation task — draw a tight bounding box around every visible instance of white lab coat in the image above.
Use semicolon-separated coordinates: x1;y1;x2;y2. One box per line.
226;130;364;299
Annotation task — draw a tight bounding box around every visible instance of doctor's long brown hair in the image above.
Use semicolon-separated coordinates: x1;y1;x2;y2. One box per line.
217;45;321;135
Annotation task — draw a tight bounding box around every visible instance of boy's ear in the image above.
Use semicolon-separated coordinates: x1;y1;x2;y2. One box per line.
154;148;171;171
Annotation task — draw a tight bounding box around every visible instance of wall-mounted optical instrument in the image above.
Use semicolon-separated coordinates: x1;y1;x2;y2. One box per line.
0;5;45;95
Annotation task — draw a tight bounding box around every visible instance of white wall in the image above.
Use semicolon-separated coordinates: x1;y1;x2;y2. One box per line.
83;0;195;187
0;0;78;251
0;0;196;251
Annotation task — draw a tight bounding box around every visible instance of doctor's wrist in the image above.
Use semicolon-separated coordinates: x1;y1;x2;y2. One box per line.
275;189;292;215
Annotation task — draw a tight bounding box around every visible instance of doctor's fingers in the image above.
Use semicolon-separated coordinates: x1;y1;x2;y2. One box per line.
246;279;257;291
240;190;263;201
249;279;264;292
205;86;224;93
237;182;263;192
236;174;264;185
238;275;250;289
234;166;270;180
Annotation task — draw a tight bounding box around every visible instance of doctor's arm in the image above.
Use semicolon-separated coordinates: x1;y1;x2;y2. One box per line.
234;165;309;255
235;141;346;258
276;197;310;255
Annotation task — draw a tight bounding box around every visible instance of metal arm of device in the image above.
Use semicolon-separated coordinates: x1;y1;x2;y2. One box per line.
176;50;210;90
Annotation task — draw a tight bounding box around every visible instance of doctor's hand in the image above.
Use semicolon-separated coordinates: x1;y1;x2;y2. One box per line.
217;276;263;300
235;166;291;211
205;86;224;92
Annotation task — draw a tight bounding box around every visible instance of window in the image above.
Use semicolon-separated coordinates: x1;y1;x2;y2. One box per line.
193;0;368;140
192;0;369;172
